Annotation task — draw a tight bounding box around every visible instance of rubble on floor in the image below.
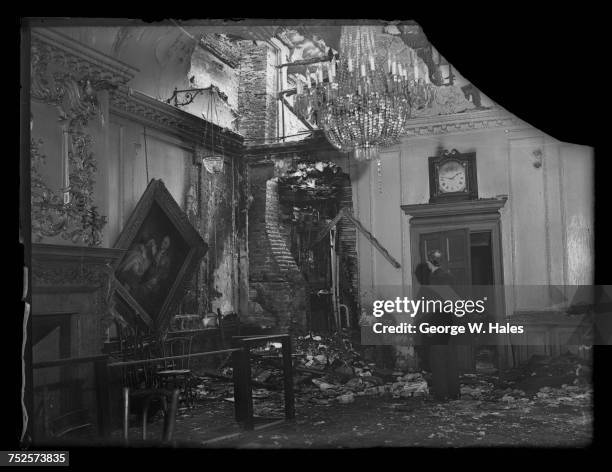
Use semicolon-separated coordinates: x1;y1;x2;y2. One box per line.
130;340;592;447
190;336;592;413
249;333;430;405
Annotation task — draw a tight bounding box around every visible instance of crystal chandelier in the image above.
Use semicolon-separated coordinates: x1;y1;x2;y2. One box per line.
295;25;424;161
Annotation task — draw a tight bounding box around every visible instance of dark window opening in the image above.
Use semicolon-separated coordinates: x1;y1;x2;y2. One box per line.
470;231;497;371
470;231;494;285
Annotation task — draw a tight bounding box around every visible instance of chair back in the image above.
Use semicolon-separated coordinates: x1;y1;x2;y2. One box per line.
120;334;162;389
162;336;193;371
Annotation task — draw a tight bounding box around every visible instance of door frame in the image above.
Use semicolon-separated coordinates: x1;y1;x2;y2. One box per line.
402;197;508;371
402;197;506;296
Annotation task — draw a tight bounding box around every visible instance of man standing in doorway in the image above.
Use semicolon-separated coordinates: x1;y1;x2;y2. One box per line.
426;249;461;401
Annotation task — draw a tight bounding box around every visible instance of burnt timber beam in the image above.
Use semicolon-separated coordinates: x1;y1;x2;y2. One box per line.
279;77;332;97
309;208;401;269
244;130;342;158
309;208;346;247
280;95;315;131
278;88;297;97
276;55;331;68
343;210;401;269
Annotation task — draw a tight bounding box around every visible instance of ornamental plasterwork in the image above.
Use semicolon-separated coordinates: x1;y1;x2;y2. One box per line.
31;29;136;88
402;108;525;138
31;243;124;314
31;30;136;131
30;135;107;246
30;30;135;246
30;41;109;132
31;259;111;290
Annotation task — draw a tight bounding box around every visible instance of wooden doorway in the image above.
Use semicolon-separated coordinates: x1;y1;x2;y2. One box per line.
419;228;472;285
402;198;507;371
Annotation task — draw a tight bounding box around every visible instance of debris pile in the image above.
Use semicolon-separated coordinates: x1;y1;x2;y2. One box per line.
245;333;430;405
519;352;591;379
504;384;593;408
500;351;592;392
195;377;234;401
192;339;592;411
278;161;343;201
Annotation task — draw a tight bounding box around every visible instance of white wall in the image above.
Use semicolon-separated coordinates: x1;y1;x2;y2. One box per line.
347;114;594;317
107;117;191;245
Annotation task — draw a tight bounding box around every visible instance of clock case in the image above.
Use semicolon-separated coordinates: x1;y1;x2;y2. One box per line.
428;149;478;203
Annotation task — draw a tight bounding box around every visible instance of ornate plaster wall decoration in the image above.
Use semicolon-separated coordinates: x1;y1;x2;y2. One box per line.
30;32;126;132
402;109;523;138
411;83;477;117
30;68;106;131
30;136;107;246
29;30;141;246
30;40;112;245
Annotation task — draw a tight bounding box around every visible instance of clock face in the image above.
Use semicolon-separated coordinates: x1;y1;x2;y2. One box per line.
438;160;467;193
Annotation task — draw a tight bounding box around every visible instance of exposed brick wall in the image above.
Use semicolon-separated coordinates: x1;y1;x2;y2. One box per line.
264;179;302;276
246;162;309;332
336;175;360;323
245;150;362;333
236;41;278;144
247;162;278;281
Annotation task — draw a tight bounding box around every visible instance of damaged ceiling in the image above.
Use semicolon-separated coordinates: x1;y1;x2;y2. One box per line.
48;21;493;133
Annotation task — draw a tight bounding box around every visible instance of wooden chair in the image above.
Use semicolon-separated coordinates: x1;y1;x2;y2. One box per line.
156;336;195;408
118;334;161;390
122;387;179;444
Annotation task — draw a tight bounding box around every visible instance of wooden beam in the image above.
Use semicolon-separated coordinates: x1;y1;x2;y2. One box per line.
280;95;315;131
343;210;402;269
309;208;346;248
276;55;331;68
278;88;297;97
244;130;340;158
308;208;401;269
279;78;332;97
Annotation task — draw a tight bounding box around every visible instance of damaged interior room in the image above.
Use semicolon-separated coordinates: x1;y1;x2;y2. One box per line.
21;19;596;448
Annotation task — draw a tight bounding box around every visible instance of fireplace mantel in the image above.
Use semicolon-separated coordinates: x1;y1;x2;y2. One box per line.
31;243;125;293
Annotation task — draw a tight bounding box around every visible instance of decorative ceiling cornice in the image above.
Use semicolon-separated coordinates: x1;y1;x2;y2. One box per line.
401;108;526;138
30;28;244;156
245;109;526;162
109;89;244;155
30;28;138;87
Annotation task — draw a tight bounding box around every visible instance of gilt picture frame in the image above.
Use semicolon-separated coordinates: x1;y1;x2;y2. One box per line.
112;179;207;332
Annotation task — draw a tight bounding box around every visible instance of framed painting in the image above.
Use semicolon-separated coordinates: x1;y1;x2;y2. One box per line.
112;179;207;332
